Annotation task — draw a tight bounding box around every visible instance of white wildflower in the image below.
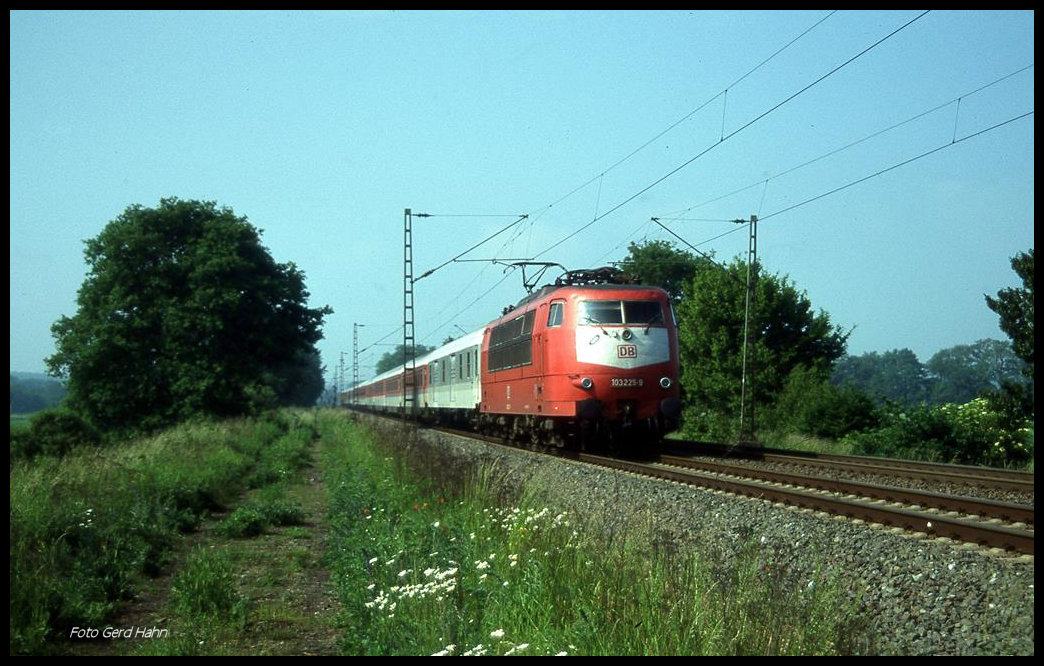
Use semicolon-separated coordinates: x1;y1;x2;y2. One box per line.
504;643;529;655
490;629;505;640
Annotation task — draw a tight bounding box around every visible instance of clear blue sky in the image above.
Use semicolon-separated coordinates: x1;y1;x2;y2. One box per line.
10;10;1035;384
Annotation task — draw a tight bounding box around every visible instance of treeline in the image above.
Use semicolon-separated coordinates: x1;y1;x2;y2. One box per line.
10;374;66;414
832;340;1032;408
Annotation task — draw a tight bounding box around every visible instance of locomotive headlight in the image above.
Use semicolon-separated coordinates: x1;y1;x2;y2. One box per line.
570;376;595;390
659;377;672;389
621;329;633;341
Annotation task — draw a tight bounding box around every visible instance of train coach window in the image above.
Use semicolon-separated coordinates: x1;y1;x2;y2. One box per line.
547;301;564;327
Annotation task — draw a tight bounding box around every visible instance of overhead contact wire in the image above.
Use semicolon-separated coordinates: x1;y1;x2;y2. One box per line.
534;10;930;259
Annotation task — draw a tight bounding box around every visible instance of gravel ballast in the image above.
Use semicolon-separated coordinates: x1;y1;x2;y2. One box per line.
362;416;1034;656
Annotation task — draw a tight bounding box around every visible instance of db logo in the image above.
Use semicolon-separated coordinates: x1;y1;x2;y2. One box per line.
617;345;638;358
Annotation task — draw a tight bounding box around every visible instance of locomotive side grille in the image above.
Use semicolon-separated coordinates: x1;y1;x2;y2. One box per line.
489;309;536;372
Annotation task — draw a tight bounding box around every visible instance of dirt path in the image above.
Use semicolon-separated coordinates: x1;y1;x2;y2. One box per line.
65;437;342;656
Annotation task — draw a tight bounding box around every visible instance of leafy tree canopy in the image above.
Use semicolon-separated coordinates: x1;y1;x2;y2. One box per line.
926;339;1029;404
676;257;848;440
832;349;932;406
374;343;436;376
46;198;332;434
833;340;1031;408
617;240;712;303
985;249;1033;378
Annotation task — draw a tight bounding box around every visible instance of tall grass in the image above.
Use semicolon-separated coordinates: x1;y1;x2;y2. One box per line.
320;413;859;656
9;412;313;655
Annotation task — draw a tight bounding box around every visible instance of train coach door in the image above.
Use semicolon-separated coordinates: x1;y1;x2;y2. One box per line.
448;354;456;407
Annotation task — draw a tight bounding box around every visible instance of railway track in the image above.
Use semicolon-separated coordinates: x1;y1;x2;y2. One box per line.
389;416;1035;555
662;440;1034;496
580;453;1034;555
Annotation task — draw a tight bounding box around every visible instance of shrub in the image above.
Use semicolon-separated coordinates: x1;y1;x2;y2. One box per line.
217;506;269;538
768;368;879;440
845;398;1032;467
217;498;305;538
254;498;305;526
170;548;246;624
10;408;101;462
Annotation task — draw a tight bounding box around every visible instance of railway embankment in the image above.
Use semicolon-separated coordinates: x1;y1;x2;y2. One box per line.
362;414;1034;656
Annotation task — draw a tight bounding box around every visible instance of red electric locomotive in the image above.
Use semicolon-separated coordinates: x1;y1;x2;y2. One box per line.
477;269;681;451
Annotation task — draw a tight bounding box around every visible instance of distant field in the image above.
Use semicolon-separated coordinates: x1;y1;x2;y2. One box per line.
10;414;32;430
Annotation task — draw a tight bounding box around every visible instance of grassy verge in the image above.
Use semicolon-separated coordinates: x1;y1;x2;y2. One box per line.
321;412;859;656
129;471;337;656
9;411;318;655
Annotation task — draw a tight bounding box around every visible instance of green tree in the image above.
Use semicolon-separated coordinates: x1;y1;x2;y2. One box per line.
767;365;878;440
832;349;932;406
271;348;327;407
677;257;848;440
374;343;435;376
617;240;711;303
985;249;1033;379
46;198;332;434
926;339;1029;405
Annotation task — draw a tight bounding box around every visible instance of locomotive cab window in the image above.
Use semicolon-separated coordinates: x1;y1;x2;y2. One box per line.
547;301;564;327
579;300;665;326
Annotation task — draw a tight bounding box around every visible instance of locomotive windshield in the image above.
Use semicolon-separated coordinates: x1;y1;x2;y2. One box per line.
579;300;665;326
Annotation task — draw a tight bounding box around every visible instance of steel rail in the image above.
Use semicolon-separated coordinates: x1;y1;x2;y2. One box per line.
582;454;1034;555
668;441;1034;493
658;454;1034;526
